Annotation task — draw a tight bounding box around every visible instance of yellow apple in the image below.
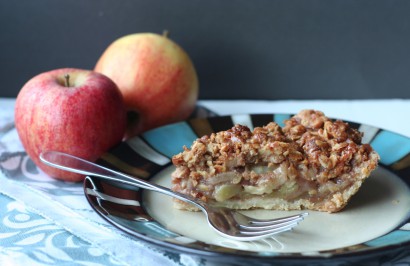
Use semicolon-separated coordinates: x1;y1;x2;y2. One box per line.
95;32;199;138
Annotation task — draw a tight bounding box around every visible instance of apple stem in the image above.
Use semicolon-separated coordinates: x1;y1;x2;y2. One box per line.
64;74;70;87
162;30;169;38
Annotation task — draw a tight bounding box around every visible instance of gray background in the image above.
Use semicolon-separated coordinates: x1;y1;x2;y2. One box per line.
1;0;410;99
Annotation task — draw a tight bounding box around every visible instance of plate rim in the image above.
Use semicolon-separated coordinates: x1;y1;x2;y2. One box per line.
84;175;410;263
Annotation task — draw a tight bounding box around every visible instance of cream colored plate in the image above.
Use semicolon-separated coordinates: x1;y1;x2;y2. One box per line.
144;166;410;253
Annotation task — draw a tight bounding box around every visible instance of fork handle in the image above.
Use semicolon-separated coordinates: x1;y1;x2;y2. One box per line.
40;151;206;211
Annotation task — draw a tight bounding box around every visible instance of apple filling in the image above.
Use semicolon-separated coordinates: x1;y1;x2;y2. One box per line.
171;110;379;213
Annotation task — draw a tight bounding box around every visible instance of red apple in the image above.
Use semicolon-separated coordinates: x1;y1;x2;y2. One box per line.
15;68;127;182
94;32;199;138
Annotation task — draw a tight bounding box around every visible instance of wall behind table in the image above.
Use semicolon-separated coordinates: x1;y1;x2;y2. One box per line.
1;0;410;99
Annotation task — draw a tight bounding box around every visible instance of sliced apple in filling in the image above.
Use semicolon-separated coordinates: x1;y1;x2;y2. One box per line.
171;110;379;213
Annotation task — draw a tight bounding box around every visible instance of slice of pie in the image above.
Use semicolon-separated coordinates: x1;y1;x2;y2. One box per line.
171;110;379;213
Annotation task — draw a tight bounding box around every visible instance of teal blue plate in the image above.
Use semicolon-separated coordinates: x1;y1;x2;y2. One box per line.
84;113;410;265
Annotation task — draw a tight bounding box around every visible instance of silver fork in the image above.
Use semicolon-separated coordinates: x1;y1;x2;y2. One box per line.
40;150;307;241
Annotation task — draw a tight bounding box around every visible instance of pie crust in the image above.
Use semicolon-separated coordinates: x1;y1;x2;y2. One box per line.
171;110;379;213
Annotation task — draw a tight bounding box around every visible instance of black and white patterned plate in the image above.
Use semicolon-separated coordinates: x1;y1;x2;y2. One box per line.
84;113;410;265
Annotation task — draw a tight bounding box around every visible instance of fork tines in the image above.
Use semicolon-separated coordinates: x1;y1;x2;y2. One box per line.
236;213;308;237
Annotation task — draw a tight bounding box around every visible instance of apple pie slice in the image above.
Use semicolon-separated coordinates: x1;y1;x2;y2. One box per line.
171;110;379;213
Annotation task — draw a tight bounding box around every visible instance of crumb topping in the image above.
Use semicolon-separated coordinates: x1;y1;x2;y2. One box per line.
171;110;379;212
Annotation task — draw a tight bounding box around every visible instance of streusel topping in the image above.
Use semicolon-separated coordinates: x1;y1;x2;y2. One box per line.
171;110;379;212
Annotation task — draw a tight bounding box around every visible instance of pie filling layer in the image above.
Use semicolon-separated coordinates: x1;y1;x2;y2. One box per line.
171;110;379;213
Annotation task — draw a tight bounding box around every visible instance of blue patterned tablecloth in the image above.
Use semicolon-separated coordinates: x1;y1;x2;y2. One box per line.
0;193;123;265
1;98;409;266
